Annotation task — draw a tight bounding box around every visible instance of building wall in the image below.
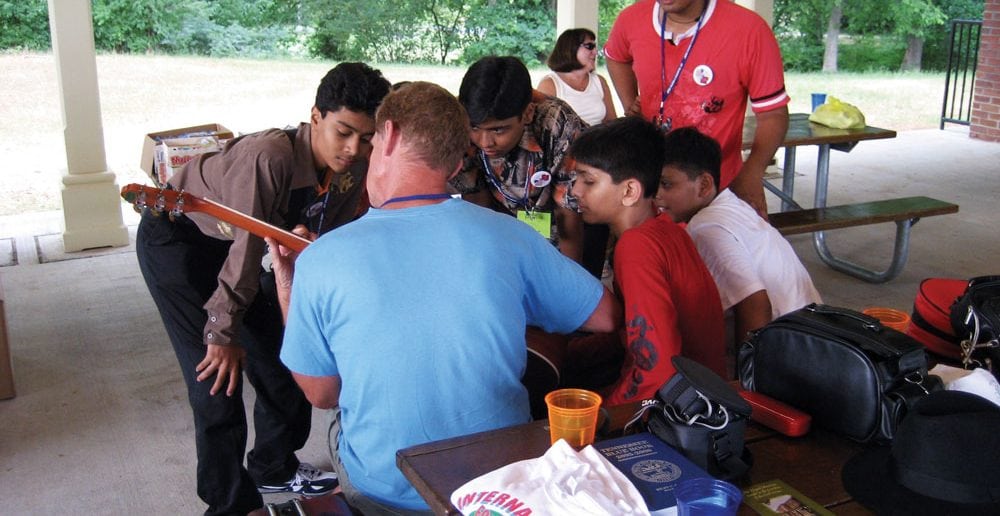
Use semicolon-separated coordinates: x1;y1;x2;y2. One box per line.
970;0;1000;142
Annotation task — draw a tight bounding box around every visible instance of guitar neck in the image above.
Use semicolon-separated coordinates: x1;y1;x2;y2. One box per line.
184;196;312;253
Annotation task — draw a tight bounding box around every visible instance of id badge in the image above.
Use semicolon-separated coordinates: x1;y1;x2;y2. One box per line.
517;210;551;239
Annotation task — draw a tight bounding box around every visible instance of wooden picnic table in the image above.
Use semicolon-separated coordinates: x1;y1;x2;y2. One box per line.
397;402;869;515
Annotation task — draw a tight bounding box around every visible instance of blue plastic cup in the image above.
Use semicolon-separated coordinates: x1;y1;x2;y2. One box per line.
675;478;743;516
811;93;827;112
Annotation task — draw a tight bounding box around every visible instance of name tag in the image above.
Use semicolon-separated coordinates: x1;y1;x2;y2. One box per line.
517;210;552;239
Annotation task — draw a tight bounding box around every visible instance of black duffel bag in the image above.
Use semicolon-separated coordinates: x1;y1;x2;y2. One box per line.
738;303;942;443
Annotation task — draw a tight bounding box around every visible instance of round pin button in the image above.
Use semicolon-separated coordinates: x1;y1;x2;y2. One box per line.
530;170;552;188
692;64;714;86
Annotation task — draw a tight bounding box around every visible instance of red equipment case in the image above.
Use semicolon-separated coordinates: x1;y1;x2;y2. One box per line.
907;278;966;361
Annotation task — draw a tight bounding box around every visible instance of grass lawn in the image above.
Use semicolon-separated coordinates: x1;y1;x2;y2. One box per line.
0;52;950;215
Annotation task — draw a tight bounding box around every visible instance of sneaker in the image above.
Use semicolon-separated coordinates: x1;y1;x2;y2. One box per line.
257;462;339;496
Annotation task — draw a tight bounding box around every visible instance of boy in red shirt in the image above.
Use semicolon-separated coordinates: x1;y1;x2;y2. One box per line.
569;117;726;405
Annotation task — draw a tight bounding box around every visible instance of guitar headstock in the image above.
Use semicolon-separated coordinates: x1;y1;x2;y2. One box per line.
120;183;191;216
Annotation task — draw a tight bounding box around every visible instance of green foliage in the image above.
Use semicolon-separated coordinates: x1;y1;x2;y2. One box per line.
778;37;825;72
921;0;983;70
890;0;945;38
774;0;980;72
774;0;831;71
92;0;182;53
1;0;299;57
839;35;907;71
0;1;49;50
0;0;983;70
149;0;298;58
303;0;468;64
598;0;629;42
460;0;555;65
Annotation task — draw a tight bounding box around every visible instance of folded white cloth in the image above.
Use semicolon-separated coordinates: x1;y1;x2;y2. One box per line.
450;439;651;515
929;364;1000;407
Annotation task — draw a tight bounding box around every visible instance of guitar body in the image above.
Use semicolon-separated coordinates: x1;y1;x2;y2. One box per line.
524;326;568;420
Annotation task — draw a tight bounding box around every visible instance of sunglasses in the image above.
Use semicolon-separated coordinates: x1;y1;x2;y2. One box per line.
580;42;597;50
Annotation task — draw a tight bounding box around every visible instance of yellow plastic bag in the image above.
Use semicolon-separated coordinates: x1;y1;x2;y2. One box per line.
808;96;866;129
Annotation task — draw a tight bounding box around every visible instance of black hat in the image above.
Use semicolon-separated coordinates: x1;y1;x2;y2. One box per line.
842;390;1000;515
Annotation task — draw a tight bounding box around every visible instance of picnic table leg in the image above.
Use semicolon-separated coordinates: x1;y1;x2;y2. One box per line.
813;219;918;283
809;144;914;283
781;146;797;212
763;146;802;212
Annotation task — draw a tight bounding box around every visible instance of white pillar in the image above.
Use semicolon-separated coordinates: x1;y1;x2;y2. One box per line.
557;0;600;37
735;0;774;26
48;0;128;252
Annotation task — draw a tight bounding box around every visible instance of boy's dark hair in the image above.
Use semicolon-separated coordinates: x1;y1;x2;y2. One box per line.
315;62;391;118
570;117;666;198
458;56;532;126
547;28;597;73
662;127;722;190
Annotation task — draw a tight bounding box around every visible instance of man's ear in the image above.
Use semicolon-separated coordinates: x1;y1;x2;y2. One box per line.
520;102;536;124
621;178;645;207
379;120;400;157
697;172;717;200
310;106;321;126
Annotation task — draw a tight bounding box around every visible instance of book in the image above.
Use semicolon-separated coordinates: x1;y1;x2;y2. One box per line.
742;479;834;516
595;432;713;515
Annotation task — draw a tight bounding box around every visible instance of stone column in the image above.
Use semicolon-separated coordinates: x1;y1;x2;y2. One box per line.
47;0;128;251
557;0;599;37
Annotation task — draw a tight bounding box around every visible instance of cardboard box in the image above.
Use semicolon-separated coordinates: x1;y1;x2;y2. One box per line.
154;136;227;186
139;123;233;186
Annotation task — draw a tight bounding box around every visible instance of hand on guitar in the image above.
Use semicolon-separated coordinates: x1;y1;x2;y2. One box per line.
266;226;310;323
197;344;246;396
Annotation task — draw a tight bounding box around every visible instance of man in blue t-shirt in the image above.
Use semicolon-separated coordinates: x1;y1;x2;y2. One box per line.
268;82;622;513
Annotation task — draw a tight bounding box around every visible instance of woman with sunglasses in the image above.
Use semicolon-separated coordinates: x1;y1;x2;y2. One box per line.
538;28;618;126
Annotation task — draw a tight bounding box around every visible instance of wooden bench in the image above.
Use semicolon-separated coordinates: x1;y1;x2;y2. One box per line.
769;196;959;283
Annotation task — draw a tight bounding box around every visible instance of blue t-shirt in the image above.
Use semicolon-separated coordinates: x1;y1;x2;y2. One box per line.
281;198;603;509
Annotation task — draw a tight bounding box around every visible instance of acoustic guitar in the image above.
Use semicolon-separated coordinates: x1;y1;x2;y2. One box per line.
122;183;565;411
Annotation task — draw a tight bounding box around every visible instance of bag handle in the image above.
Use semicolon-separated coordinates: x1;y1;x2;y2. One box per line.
805;303;881;331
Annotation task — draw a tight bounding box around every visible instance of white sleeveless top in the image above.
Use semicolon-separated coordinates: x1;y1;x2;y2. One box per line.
545;72;606;126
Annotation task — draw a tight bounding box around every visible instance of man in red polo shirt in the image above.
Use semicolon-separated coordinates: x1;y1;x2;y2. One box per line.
605;0;789;218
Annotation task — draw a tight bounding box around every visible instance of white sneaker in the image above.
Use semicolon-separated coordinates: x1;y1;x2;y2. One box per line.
257;462;338;496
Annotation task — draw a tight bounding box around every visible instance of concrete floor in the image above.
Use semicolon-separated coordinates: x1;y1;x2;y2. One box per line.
0;127;997;513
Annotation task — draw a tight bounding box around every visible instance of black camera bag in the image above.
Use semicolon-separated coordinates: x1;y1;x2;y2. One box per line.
641;356;752;480
739;303;941;444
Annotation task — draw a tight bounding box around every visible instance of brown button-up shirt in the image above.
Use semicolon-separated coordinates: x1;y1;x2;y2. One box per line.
168;123;329;347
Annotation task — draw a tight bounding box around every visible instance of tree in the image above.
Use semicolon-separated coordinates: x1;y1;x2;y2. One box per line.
823;1;843;72
891;0;946;71
422;0;470;65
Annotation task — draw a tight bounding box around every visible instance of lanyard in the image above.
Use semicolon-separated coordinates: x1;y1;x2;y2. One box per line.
479;150;539;211
657;3;707;131
378;193;452;208
312;189;331;235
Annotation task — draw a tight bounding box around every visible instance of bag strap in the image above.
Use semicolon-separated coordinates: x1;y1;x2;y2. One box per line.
712;433;752;478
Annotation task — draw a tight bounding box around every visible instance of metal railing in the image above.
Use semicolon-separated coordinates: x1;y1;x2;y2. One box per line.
940;19;982;129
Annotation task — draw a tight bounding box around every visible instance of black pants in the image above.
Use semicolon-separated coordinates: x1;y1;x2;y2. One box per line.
136;211;311;516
